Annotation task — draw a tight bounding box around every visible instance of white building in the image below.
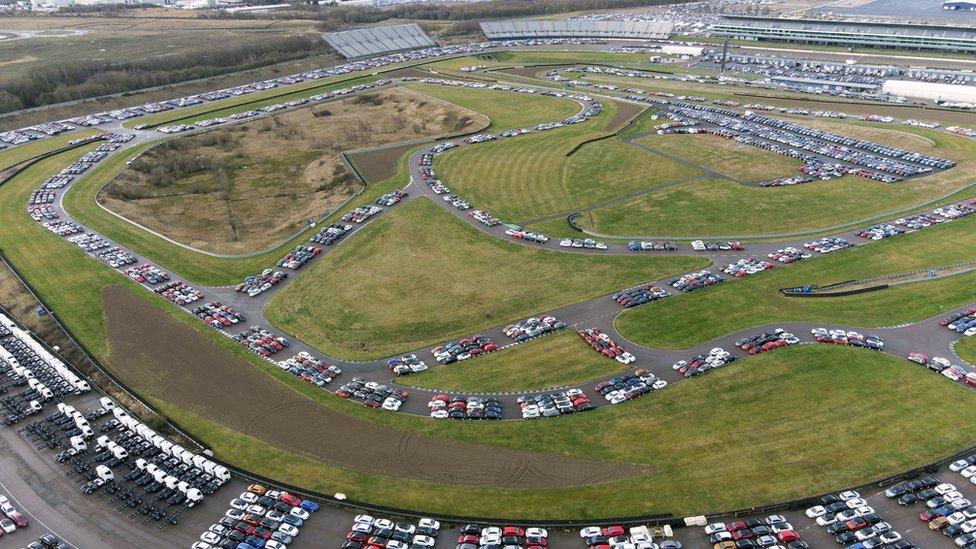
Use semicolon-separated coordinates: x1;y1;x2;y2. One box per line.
882;80;976;103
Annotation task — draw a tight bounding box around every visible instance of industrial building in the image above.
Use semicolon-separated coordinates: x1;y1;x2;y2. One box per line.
882;79;976;103
480;20;674;40
712;16;976;53
324;23;434;59
770;76;879;93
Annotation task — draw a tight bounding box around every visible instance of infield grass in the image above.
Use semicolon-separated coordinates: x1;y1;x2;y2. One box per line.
0;130;99;171
616;212;976;349
265;198;707;360
405;83;579;131
399;331;627;393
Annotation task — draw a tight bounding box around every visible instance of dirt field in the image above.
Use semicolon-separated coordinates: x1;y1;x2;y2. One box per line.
606;100;645;132
100;87;488;254
102;285;647;488
348;142;420;184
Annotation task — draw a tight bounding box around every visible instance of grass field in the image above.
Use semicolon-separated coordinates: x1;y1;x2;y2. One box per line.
405;83;579;131
100;88;484;254
616;213;976;349
400;331;627;392
425;50;652;73
574;124;976;237
959;337;976;366
433;101;702;223
641;133;802;182
265;198;707;360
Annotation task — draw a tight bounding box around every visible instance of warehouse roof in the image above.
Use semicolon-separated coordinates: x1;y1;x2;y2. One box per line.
324;23;435;59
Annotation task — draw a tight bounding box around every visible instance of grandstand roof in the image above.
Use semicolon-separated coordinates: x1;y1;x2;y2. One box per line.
716;15;976;40
480;19;673;40
324;23;435;59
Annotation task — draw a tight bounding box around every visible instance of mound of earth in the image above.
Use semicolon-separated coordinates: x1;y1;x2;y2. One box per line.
100;87;487;255
102;285;649;488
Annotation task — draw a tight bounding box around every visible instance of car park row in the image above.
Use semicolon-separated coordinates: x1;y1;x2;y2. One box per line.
702;513;805;549
343;514;441;549
855;199;976;241
192;483;319;549
807;489;914;548
427;394;503;420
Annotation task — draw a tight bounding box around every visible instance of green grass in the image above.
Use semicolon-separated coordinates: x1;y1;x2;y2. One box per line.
576;124;976;238
425;50;652;73
4;150;976;517
399;331;627;392
434;102;701;223
641;133;801;182
265;198;707;360
616;213;976;349
405;83;579;131
959;337;976;366
0;130;99;171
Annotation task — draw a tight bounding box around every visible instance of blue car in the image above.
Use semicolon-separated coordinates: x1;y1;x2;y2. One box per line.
628;241;641;251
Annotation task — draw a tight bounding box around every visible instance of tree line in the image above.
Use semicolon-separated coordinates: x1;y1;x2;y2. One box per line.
0;35;324;114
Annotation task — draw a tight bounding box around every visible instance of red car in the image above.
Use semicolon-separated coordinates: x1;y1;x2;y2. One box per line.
602;526;625;537
726;521;747;532
458;534;479;544
280;493;301;507
778;531;800;543
6;512;26;528
503;526;525;537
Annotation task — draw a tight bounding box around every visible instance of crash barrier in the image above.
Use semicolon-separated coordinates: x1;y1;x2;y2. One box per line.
0;249;210;453
568;211;583;232
782;258;976;297
780;283;888;297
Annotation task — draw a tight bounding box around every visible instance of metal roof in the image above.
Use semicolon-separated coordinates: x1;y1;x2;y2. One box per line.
324;23;435;59
480;19;674;40
717;15;976;40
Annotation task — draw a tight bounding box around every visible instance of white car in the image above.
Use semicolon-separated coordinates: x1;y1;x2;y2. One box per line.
806;505;826;518
245;504;266;516
430;409;449;419
200;532;221;544
0;519;15;534
954;460;975;472
419;517;440;532
411;535;436;547
705;523;727;535
580;527;602;538
229;498;248;510
944;368;962;381
278;523;300;537
289;507;309;520
191;543;212;549
845;497;867;508
238;491;258;503
382;398;402;412
949;512;968;525
961;466;976;478
937;483;959;495
560;238;573;247
816;515;836;526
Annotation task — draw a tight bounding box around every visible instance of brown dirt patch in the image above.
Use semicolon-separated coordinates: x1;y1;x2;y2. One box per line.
347;142;419;184
606;100;645;132
102;285;649;488
100;87;488;255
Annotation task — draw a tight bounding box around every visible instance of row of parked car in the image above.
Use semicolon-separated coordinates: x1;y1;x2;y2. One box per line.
503;316;566;342
886;474;976;547
907;353;975;385
276;246;321;271
193;484;319;549
431;335;498;364
230;326;290;358
42;220;84;237
124;264;171;286
628;240;679;252
559;238;608;250
942;306;976;337
309;223;352;246
807;489;913;548
669;270;726;292
856;199;976;240
734;329;799;355
449;524;550;549
152;281;204;306
427;394;502;420
811;328;885;350
387;354;429;376
236;269;289;299
672;347;737;378
335;377;409;411
595;369;668;405
703;514;804;548
94;246;138;269
691;240;743;252
343;515;440;549
519;389;593;419
275;351;342;390
804;237;855;255
722;258;776;278
611;283;671;308
578;328;636;364
580;524;680;549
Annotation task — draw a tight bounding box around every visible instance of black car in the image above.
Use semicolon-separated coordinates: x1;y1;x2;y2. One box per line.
897;493;918;506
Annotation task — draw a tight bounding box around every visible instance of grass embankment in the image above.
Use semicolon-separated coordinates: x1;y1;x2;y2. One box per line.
64;83;579;285
265;198;707;360
406;83;579;131
644;134;801;182
400;331;627;393
581;123;976;237
434;101;701;223
616;212;976;350
6;150;976;517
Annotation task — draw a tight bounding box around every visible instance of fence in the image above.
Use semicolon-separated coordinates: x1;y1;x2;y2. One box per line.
783;258;976;297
